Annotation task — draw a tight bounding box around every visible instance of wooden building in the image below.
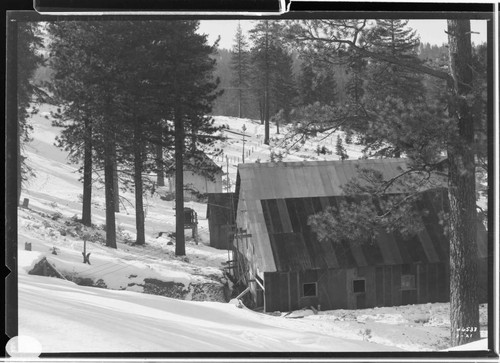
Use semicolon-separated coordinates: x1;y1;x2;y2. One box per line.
232;159;488;312
167;151;223;201
206;193;237;250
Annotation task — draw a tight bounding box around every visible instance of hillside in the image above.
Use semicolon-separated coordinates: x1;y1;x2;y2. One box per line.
13;104;488;355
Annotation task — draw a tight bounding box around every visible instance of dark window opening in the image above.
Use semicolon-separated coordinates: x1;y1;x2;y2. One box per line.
353;279;365;293
302;282;317;297
401;275;416;290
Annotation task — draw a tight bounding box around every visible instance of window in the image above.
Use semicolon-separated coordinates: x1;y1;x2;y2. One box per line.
353;279;365;293
302;282;317;297
401;275;416;290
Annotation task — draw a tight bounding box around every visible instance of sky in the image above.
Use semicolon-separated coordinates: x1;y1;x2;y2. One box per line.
198;19;489;50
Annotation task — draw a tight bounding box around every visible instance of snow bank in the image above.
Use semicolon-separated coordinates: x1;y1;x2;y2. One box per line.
19;274;396;353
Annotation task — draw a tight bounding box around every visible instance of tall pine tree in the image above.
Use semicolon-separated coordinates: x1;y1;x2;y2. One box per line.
230;22;251;118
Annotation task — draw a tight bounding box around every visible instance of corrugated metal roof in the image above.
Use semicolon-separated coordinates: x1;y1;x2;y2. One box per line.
235;159;486;273
237;159;439;201
260;192;487;272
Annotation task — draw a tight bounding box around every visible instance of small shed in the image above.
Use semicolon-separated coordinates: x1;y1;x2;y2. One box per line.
167;151;223;201
232;159;488;312
206;193;237;250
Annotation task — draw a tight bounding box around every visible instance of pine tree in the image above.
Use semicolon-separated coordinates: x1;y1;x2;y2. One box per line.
17;22;46;205
249;20;277;144
271;45;297;130
230;22;251;118
48;21;102;228
298;58;338;106
335;135;348;160
365;19;425;103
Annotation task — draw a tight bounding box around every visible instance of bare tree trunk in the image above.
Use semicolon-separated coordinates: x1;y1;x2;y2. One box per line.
258;96;264;124
446;19;480;346
134;120;145;245
264;20;270;145
81;117;92;226
174;108;186;256
104;127;117;249
156;142;165;187
111;138;119;213
17;124;22;205
238;88;242;118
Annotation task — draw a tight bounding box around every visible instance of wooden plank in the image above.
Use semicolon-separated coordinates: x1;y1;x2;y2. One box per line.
326;164;344;195
356;293;366;309
345;268;355;309
320;240;340;269
273;167;293;200
290;166;309;198
375;267;384;307
267;199;283;233
383;266;392;306
385;232;404;265
375;229;398;265
419;263;428;303
427;263;437;302
436;263;448;302
392;264;402;306
350;243;368;267
279;273;289;311
365;266;377;308
318;167;336;196
307;165;326;197
290;271;299;311
417;228;440;263
276;198;293;233
333;163;349;188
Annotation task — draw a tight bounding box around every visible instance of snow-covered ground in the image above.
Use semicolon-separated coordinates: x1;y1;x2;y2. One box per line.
12;104;490;355
209;115;366;191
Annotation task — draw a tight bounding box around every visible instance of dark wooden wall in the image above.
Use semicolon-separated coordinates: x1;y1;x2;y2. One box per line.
208;223;233;250
262;262;456;312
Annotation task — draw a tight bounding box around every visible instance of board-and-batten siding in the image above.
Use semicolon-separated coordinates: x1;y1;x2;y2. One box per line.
263;262;452;312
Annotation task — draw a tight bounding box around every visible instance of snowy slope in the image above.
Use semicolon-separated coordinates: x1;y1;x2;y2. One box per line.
209;115;366;192
18;270;393;352
14;104;490;354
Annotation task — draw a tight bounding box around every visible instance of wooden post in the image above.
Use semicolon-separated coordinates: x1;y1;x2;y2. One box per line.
82;239;91;264
416;264;420;303
288;272;291;312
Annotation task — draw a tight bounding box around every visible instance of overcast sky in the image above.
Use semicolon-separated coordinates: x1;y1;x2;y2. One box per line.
198;19;489;50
